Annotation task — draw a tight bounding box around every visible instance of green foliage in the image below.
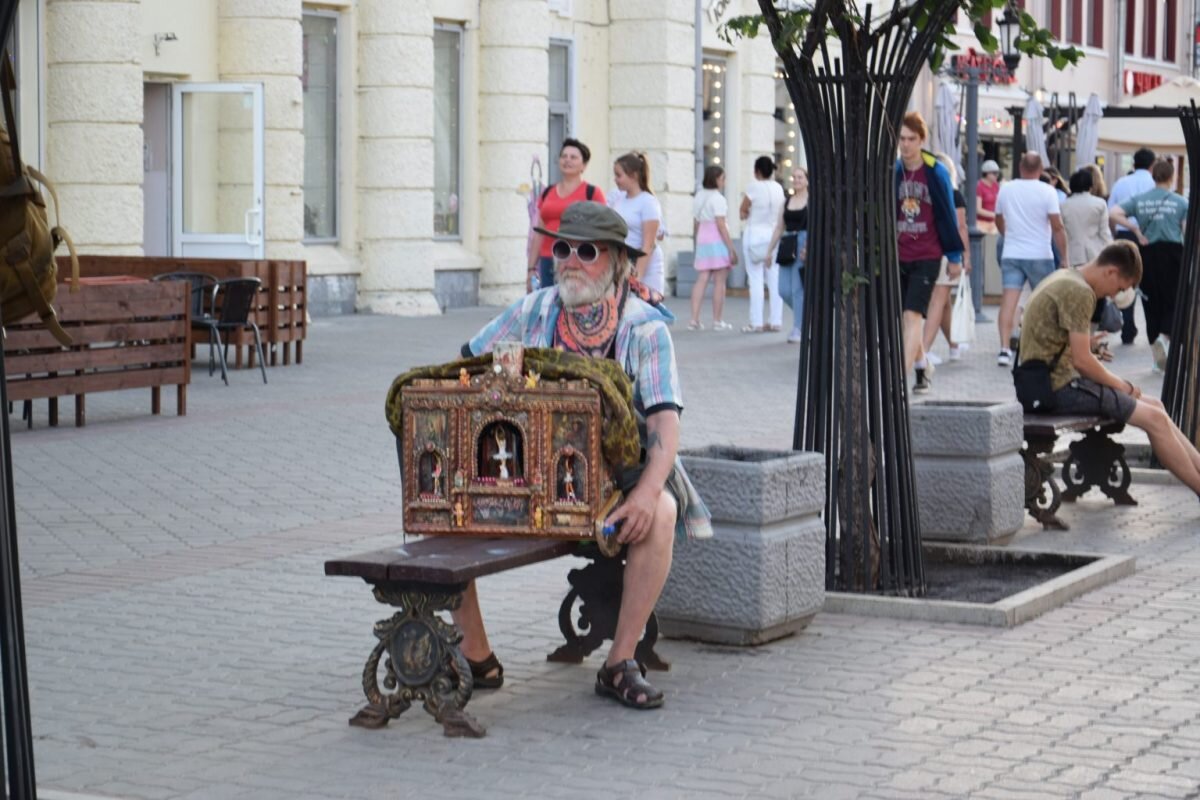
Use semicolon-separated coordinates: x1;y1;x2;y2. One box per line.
720;0;1083;72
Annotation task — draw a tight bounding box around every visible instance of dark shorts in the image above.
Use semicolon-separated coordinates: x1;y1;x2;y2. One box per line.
899;259;940;316
615;463;683;522
1051;377;1137;423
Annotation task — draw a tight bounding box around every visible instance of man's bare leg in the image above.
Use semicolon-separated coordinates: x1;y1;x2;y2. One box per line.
922;285;950;353
998;288;1022;350
1143;395;1200;474
605;492;676;704
903;310;925;374
451;582;499;678
1130;401;1200;494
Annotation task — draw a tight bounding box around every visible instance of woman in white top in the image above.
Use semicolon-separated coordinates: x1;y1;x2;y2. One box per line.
1061;168;1112;267
609;152;665;293
739;156;786;332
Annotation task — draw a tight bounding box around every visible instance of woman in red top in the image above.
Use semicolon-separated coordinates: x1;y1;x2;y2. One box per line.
976;159;1001;235
527;138;605;291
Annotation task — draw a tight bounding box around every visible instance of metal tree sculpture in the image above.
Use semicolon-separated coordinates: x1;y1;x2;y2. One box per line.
726;1;1079;595
1161;103;1200;448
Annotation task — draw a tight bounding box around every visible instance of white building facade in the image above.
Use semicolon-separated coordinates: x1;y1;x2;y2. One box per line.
10;0;793;316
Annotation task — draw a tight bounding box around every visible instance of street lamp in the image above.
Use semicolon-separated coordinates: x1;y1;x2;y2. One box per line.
962;5;1023;320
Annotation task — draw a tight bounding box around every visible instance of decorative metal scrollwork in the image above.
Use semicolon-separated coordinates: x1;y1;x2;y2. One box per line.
1022;437;1068;531
1061;427;1137;507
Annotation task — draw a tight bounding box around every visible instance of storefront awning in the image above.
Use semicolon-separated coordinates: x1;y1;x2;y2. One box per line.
1096;76;1200;156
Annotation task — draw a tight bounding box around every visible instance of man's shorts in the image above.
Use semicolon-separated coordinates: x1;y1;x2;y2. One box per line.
899;259;940;316
1001;258;1055;291
1051;376;1137;423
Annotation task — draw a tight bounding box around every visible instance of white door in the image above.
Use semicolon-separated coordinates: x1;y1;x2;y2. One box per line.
171;83;265;259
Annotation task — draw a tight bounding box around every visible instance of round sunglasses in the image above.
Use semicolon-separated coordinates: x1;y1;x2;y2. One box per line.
551;239;607;264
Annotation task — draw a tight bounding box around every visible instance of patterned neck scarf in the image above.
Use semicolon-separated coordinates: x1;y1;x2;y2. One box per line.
554;283;627;358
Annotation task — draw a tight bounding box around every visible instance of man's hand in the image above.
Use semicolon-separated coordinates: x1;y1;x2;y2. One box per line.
605;485;661;545
1136;232;1150;246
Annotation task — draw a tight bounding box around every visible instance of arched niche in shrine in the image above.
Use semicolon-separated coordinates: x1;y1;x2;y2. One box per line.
554;448;586;504
476;419;524;482
417;447;446;499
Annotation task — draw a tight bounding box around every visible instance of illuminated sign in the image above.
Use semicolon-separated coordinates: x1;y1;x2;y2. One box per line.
1123;69;1164;96
950;49;1017;85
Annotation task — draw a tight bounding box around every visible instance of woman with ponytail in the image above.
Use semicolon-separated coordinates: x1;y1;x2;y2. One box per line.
609;151;666;293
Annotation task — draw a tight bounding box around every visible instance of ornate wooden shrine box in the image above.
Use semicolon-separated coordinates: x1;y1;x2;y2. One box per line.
398;344;616;540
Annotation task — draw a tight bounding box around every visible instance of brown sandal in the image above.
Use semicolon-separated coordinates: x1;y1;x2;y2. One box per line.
595;659;663;710
467;652;504;690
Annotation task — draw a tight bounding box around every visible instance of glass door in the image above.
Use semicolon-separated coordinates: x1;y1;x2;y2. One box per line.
171;83;265;259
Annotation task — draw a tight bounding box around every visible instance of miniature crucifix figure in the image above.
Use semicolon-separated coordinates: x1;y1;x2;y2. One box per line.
492;428;511;480
562;455;576;503
453;500;465;527
431;457;443;495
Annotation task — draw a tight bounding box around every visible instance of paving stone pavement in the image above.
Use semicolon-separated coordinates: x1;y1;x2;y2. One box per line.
12;295;1200;800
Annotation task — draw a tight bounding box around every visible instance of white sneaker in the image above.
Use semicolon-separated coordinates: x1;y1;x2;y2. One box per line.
948;346;962;362
926;352;943;366
997;349;1013;367
786;328;802;343
1152;336;1169;371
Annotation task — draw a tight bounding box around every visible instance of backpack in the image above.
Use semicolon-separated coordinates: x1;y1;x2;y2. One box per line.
540;183;597;204
0;54;78;345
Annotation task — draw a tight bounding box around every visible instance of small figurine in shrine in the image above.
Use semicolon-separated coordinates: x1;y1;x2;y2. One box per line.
458;367;470;387
453;500;465;527
492;428;512;480
524;370;541;389
563;455;577;503
430;457;443;495
533;505;544;529
453;468;465;490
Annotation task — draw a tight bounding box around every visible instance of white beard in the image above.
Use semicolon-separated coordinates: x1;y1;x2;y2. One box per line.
555;261;615;308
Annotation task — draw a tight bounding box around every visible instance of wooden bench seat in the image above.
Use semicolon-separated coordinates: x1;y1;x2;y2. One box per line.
325;536;667;738
1022;414;1136;530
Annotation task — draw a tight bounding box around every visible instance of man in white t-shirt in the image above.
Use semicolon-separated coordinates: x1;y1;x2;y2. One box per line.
994;152;1068;367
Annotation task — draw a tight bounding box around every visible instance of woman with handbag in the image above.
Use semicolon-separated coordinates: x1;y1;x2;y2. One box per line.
767;167;808;343
739;156;786;333
689;166;738;330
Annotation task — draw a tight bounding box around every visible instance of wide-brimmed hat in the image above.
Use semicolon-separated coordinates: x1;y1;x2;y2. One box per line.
981;159;1000;175
535;201;645;260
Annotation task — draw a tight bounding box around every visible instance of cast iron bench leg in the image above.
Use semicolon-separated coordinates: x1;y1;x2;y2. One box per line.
546;545;670;672
348;581;485;738
1022;434;1068;531
1061;423;1137;507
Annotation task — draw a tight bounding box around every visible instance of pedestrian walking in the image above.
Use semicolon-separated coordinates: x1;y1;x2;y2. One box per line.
976;159;1001;235
1062;168;1112;268
527;138;605;292
994;152;1067;367
609;152;666;294
1107;147;1156;344
1016;240;1200;501
1109;158;1188;371
894;111;964;395
921;153;971;369
689;166;737;331
767;166;809;343
739;156;786;333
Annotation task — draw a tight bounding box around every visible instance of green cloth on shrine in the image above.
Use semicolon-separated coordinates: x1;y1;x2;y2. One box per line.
386;347;642;471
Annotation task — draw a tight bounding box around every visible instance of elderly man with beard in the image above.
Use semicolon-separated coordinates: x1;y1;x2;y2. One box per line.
454;202;712;710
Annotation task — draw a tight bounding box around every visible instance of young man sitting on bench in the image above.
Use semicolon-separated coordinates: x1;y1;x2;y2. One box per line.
1018;240;1200;498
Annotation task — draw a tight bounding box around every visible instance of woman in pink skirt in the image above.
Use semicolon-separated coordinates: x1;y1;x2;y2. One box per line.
689;166;738;330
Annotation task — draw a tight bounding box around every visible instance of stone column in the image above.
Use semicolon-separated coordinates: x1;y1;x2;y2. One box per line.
45;0;143;255
354;0;439;315
609;2;695;286
476;0;547;306
738;30;777;188
218;0;304;260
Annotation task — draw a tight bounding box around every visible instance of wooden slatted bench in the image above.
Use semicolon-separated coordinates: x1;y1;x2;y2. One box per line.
1022;414;1136;530
325;536;668;738
5;280;190;427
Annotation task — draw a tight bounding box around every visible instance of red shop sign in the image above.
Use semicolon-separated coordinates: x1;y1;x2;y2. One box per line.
1123;70;1164;96
950;49;1017;85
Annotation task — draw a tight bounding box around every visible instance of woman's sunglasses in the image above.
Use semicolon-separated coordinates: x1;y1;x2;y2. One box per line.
551;239;605;264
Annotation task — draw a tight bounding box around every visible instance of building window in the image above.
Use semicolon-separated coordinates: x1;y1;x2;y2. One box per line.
1163;0;1177;61
773;63;804;178
548;40;572;185
1068;0;1083;44
702;56;726;168
1125;0;1136;54
302;13;338;241
434;26;462;239
1051;0;1062;40
1088;0;1104;47
1143;0;1157;57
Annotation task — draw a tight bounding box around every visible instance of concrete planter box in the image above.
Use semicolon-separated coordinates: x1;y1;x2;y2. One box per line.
910;400;1025;544
657;447;826;645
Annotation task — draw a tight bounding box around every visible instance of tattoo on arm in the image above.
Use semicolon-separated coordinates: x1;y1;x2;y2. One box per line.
646;431;662;452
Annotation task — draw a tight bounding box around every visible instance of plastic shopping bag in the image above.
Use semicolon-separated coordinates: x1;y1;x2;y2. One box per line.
950;274;976;344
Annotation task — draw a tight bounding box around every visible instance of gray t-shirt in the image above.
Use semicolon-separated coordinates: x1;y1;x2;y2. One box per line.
1118;188;1188;245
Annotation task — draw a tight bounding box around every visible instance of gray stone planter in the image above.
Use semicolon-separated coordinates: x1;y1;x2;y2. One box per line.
656;447;826;645
910;400;1024;544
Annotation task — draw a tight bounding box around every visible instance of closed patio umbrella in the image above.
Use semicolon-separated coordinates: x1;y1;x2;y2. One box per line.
1024;95;1049;166
933;82;963;185
1074;93;1104;169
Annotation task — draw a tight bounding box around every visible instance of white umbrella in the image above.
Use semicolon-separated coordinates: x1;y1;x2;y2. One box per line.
1024;95;1049;167
1074;93;1104;169
933;82;963;186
